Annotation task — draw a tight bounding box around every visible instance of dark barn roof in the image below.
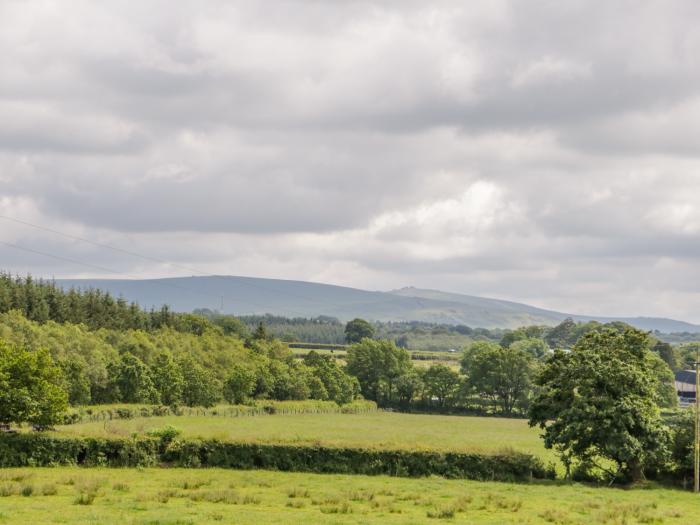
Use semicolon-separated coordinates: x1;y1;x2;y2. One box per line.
675;370;696;384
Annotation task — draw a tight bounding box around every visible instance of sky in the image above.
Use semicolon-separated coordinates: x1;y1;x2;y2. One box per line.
1;0;699;323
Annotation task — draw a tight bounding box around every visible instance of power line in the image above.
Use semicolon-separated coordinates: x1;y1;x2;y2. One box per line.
0;241;129;277
0;214;324;316
0;240;224;306
0;215;178;268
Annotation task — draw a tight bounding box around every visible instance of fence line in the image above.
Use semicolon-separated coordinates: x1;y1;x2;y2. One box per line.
64;401;378;425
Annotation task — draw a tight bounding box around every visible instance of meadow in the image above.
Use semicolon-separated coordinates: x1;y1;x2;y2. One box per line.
0;467;695;525
54;411;553;460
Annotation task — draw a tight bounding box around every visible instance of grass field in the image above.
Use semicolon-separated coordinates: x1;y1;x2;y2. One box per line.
55;412;553;460
412;359;461;370
0;467;695;524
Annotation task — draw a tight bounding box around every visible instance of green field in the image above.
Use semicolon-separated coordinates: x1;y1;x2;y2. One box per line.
412;359;461;371
55;412;553;460
0;467;695;525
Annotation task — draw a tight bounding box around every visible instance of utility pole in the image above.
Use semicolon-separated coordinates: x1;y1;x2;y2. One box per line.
695;345;699;493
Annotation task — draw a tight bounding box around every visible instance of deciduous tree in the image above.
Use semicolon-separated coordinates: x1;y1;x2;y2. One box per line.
0;339;68;428
344;318;375;344
462;341;534;414
346;339;411;403
151;352;184;405
529;328;670;482
422;364;460;407
223;364;256;405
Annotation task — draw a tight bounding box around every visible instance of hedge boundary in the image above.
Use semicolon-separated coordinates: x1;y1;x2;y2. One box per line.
0;434;554;482
62;399;378;425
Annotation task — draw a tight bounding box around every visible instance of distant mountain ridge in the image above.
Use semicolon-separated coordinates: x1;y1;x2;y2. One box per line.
53;276;700;332
388;287;700;333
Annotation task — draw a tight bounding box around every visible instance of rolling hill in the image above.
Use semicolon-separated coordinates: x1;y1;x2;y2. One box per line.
54;276;700;332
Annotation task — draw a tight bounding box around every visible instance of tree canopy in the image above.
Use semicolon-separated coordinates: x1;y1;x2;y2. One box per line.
0;339;68;428
344;318;375;344
461;341;534;414
345;338;410;402
529;328;670;482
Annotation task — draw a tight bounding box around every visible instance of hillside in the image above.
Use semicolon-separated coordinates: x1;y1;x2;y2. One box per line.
55;276;700;332
390;287;700;333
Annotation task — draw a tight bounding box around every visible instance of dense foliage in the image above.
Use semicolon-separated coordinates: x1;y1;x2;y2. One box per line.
344;318;376;343
0;339;68;428
345;338;411;402
0;274;687;422
461;342;535;415
0;309;360;417
338;316;680;417
0;433;553;481
0;273;214;334
529;328;671;482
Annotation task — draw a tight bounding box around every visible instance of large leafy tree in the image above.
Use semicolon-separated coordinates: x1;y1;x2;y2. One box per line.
395;372;423;408
344;318;375;344
544;318;579;349
60;360;91;405
529;328;671;482
0;338;68;428
223;364;257;405
345;339;411;403
422;364;460;407
462;341;534;414
114;353;160;404
151;352;184;405
304;351;358;404
179;356;221;407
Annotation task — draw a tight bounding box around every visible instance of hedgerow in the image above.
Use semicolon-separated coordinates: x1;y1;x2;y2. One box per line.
0;433;553;482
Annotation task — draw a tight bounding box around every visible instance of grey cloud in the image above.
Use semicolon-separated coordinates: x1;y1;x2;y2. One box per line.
0;0;699;322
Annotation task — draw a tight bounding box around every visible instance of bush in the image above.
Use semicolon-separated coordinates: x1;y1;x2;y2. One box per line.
146;425;182;444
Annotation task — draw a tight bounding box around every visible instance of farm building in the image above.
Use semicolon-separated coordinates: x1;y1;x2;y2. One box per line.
675;370;697;407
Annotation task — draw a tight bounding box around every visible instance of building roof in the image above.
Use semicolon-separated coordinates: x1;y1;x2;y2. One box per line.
675;370;697;394
675;370;696;384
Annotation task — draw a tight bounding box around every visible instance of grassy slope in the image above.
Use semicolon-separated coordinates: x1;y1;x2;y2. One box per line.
55;412;553;459
1;467;695;525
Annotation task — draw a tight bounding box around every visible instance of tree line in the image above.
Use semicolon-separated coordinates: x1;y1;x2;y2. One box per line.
343;321;677;417
0;309;360;429
0;273;216;334
344;327;695;483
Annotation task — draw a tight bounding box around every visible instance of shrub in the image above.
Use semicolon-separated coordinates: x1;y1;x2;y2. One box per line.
427;506;456;519
0;483;16;497
40;483;58;496
147;425;182;445
74;491;96;505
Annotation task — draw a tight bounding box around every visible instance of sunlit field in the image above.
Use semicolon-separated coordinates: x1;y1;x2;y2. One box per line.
55;411;552;459
0;467;694;525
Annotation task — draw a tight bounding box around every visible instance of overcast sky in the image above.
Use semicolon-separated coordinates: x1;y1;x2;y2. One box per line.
1;0;699;322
